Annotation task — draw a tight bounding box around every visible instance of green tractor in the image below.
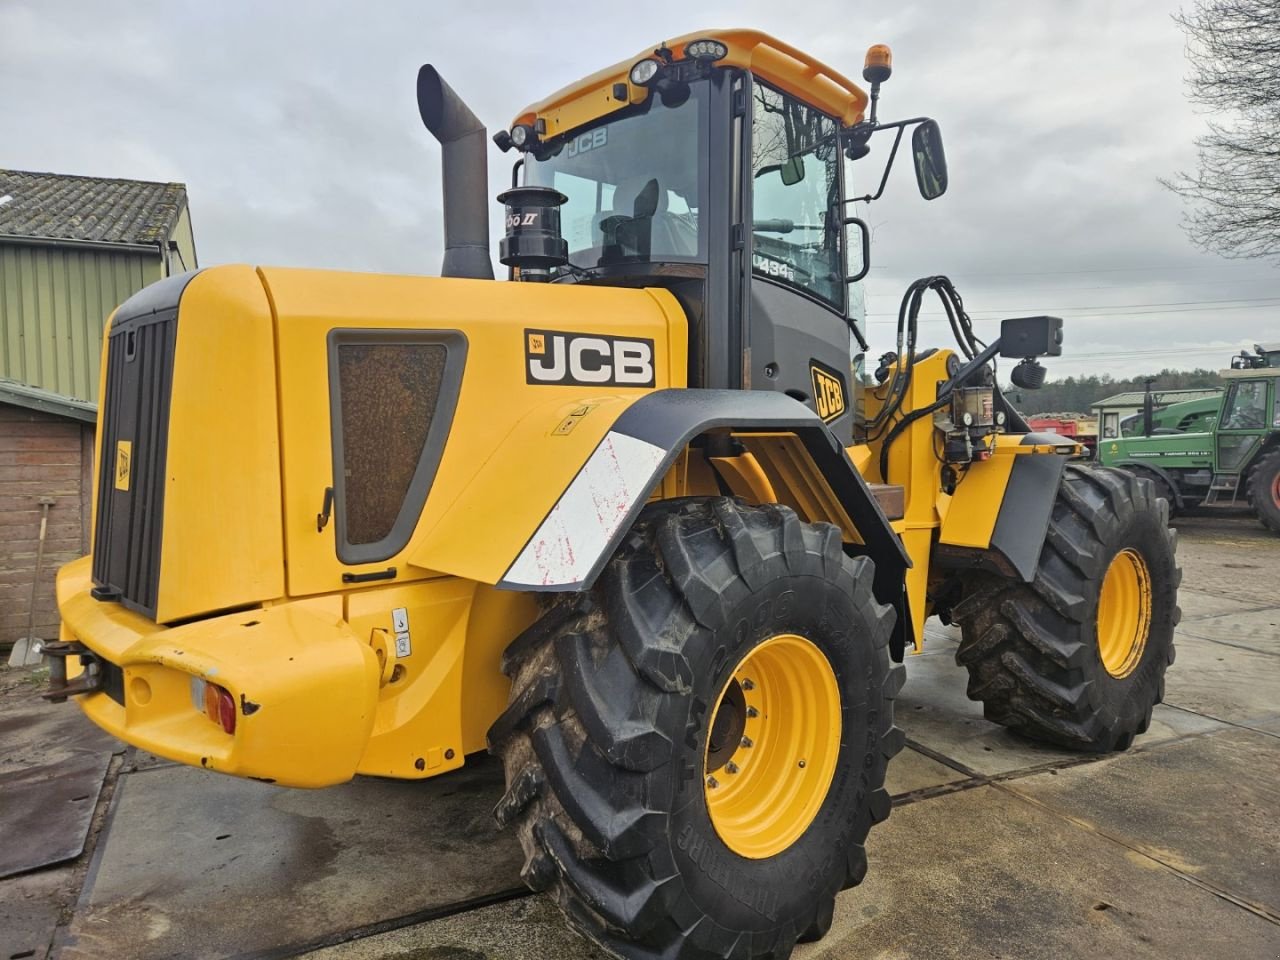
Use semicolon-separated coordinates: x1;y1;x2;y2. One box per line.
1098;343;1280;532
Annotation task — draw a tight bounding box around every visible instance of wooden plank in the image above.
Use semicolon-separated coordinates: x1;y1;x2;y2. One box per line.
0;435;91;453
0;419;81;438
9;450;82;466
0;464;84;483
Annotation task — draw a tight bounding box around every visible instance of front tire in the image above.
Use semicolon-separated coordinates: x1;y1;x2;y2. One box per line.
953;464;1180;752
488;498;903;960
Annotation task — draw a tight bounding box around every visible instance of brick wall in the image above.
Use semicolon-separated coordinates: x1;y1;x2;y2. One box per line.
0;402;94;650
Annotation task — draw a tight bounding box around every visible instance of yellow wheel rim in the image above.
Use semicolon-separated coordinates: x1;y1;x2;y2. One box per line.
1096;548;1153;679
703;633;842;859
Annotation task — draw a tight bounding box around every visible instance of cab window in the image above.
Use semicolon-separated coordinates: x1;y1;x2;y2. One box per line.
1222;380;1269;430
525;84;707;272
751;82;842;308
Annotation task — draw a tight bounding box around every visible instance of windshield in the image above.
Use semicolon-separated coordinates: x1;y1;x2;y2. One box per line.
525;84;708;274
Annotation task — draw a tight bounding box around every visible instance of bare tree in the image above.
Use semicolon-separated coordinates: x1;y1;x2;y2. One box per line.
1164;0;1280;261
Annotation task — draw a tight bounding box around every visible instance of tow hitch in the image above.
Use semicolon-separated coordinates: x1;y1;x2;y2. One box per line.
41;641;103;703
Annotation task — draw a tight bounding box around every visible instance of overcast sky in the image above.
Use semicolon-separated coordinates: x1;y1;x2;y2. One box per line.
4;0;1276;379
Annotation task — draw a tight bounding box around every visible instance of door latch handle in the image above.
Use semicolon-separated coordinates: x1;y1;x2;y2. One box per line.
317;486;335;532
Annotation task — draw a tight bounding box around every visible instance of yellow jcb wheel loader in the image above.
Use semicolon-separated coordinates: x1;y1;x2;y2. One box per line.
45;29;1180;960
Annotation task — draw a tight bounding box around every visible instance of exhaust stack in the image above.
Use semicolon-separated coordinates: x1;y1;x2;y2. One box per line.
416;65;494;280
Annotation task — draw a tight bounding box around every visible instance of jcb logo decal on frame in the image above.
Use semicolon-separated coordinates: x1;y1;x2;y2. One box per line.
809;362;847;422
115;441;132;492
525;329;656;387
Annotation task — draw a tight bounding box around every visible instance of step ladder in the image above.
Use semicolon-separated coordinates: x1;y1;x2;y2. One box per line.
1203;473;1241;506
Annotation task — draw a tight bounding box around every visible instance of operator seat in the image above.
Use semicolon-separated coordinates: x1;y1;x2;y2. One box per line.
596;175;697;259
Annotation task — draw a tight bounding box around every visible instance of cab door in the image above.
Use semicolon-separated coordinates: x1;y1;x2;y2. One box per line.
1215;379;1269;473
743;78;858;445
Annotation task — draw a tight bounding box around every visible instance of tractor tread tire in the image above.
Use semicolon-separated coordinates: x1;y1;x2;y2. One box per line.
953;464;1180;753
1248;449;1280;534
489;497;901;960
1125;464;1178;519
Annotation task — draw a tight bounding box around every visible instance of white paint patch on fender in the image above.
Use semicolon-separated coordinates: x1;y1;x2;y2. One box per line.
503;431;667;587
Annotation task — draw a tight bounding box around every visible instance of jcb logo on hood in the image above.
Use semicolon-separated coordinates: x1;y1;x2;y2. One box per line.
525;329;656;387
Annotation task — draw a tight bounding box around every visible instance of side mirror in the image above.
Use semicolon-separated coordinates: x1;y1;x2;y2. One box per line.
844;216;871;283
780;156;806;186
911;120;948;200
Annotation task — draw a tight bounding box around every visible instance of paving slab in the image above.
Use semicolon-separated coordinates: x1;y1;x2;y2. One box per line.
917;618;960;654
0;753;112;879
0;864;76;960
1162;635;1280;731
0;678;122;775
1176;605;1280;656
118;746;179;774
885;746;968;797
1172;514;1278;604
895;646;1224;776
310;782;1280;960
801;782;1280;959
0;674;121;881
1176;586;1277;622
300;895;601;960
60;757;523;960
1009;727;1280;914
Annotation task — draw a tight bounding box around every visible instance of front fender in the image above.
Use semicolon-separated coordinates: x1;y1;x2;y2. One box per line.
937;438;1072;581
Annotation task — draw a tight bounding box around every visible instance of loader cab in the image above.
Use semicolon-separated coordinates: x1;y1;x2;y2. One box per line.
502;32;945;445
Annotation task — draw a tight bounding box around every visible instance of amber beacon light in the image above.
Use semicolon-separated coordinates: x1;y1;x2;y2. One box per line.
863;44;893;83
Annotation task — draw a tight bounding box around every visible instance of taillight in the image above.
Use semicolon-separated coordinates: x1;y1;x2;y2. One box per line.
191;677;237;734
216;688;236;734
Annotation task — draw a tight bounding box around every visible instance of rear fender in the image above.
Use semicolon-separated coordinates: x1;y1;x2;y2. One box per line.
493;389;909;600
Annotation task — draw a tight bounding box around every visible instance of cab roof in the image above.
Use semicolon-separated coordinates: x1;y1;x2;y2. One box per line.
510;29;870;140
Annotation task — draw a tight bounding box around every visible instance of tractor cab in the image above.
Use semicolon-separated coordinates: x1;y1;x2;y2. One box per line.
1214;345;1280;478
493;30;947;444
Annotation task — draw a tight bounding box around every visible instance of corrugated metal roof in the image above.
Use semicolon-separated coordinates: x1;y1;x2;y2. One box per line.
1093;388;1221;408
0;169;187;246
0;377;96;422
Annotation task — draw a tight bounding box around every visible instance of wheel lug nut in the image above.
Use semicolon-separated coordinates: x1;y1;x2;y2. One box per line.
746;706;759;718
706;776;719;789
740;736;753;748
741;678;755;690
726;761;740;774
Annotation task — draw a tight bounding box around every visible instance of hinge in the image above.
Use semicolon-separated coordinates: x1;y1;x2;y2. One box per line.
732;224;746;250
733;88;748;116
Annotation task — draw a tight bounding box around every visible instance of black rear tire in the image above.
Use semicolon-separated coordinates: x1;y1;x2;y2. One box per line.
488;498;902;960
1248;449;1280;534
952;464;1180;752
1126;465;1178;519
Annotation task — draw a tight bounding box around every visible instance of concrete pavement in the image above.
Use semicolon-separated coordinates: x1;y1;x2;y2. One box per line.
1;511;1276;959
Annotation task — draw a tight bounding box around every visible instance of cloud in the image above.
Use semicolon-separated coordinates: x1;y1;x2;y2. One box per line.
2;0;1274;378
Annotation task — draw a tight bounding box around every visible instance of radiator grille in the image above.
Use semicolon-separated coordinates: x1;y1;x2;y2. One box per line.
91;309;178;619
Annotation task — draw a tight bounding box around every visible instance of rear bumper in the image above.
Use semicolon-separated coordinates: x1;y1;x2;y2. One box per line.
56;557;379;787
